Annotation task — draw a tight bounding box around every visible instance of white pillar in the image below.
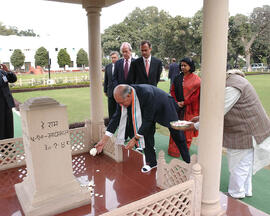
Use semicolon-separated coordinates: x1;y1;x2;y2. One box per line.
15;97;91;216
84;6;105;142
198;0;228;215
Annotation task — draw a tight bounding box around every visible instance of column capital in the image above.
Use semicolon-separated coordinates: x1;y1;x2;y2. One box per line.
82;0;104;10
86;8;101;16
83;6;101;16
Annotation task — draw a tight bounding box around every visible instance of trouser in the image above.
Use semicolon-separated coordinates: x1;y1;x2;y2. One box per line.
143;123;156;166
0;106;14;140
227;148;253;198
169;128;190;163
108;96;117;121
125;108;134;140
143;125;191;166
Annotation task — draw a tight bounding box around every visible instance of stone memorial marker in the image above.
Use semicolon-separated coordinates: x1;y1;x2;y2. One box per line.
15;97;91;216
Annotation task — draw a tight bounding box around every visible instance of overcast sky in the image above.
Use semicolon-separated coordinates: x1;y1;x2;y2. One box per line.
0;0;269;45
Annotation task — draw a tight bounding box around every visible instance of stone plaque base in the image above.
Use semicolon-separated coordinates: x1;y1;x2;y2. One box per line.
15;178;91;216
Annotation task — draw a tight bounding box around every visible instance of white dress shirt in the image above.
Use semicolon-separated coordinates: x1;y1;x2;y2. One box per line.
123;57;131;71
143;55;151;68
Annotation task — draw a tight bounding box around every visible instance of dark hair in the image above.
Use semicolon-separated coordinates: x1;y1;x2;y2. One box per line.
179;57;195;73
140;40;152;48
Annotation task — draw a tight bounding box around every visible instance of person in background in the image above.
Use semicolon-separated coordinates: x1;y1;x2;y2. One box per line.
128;40;162;87
112;42;135;140
168;57;200;157
0;64;17;140
113;42;135;86
168;58;180;91
95;84;190;173
179;69;270;199
104;51;119;121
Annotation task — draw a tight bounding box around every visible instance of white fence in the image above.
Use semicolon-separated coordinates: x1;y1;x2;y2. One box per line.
10;75;90;87
101;151;202;216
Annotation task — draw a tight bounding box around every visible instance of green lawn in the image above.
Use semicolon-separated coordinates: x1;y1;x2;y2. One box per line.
246;75;270;116
14;88;93;124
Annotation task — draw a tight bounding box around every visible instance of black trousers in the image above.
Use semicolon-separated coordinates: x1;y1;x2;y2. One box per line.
143;123;156;166
0;103;14;140
169;128;190;163
108;96;117;121
143;125;190;166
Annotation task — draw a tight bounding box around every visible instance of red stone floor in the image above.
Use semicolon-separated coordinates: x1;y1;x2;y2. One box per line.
0;147;269;216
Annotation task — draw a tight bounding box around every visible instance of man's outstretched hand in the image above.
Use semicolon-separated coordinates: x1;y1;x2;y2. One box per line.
95;135;110;153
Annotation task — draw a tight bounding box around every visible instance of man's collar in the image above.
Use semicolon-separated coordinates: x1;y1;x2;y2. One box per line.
124;57;131;62
143;55;151;62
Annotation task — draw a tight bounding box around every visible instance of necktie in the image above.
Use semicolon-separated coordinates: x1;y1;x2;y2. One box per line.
124;60;128;80
112;64;115;75
145;59;149;76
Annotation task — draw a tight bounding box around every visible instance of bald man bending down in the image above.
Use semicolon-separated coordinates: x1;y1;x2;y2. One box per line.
96;84;190;173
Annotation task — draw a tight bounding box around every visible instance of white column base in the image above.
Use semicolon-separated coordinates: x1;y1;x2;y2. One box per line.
201;200;225;216
15;177;91;216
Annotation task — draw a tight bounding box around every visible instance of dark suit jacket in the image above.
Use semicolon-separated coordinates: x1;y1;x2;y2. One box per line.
113;58;135;88
128;56;162;86
107;84;179;136
104;63;114;97
0;70;17;109
168;62;180;83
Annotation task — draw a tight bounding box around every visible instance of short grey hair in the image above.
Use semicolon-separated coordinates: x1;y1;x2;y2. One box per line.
110;51;119;57
120;42;132;53
121;85;132;99
226;69;245;78
113;84;132;99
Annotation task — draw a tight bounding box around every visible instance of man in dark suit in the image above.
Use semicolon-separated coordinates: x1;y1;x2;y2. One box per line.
104;51;119;120
112;42;135;139
96;84;190;173
168;58;180;91
128;40;162;87
113;42;135;87
0;64;17;140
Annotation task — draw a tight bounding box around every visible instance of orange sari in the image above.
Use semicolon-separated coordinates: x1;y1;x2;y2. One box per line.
168;73;201;157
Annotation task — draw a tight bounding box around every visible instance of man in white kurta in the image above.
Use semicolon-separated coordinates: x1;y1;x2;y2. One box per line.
190;70;270;198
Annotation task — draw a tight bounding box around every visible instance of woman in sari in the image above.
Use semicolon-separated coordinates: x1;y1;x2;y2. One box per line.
168;57;201;157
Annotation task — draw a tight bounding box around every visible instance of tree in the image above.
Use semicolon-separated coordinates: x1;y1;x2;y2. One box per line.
101;6;172;57
0;22;14;36
0;21;38;37
227;15;245;68
238;5;270;71
190;9;203;66
159;16;192;62
251;36;270;65
57;49;71;70
10;49;25;71
34;47;49;68
76;48;89;68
